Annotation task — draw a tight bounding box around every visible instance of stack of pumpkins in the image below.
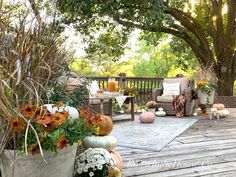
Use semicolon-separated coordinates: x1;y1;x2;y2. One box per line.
81;111;123;176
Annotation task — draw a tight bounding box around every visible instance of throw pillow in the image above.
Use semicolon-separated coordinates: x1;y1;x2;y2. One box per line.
162;82;180;96
88;80;100;96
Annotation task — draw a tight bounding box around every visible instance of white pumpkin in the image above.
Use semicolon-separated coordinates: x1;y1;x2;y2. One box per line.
217;109;229;118
82;135;117;151
44;104;79;120
155;111;166;117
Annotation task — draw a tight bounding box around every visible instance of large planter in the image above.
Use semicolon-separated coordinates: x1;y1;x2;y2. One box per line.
0;144;77;177
198;90;215;104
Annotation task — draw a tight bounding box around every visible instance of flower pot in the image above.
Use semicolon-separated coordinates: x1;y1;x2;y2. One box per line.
148;108;156;113
0;144;78;177
198;90;215;104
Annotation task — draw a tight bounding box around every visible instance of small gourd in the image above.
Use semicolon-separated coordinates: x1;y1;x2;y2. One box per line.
212;103;225;110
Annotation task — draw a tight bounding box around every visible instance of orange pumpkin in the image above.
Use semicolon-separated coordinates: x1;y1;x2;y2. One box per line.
110;150;123;170
213;103;225;110
91;114;113;136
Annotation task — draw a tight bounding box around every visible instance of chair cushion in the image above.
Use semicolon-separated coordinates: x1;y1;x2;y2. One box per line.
162;82;180;96
88;80;99;95
157;95;174;103
163;77;189;92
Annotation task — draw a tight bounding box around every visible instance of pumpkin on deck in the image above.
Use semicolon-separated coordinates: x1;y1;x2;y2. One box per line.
139;112;155;123
110;150;123;170
91;114;113;136
212;103;225;110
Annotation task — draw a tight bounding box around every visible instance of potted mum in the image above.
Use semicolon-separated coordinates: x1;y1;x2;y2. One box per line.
194;66;218;104
196;81;216;104
146;101;159;113
74;148;115;177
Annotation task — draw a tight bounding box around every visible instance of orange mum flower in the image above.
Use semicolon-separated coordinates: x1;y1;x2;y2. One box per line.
20;104;36;118
9;117;26;133
52;102;64;108
197;82;208;86
56;135;68;149
59;111;69;118
80;108;91;120
28;144;40;155
35;115;52;125
52;112;66;126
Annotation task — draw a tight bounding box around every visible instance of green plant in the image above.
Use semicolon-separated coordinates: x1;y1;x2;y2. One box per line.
146;101;159;109
8;103;94;154
46;80;89;109
123;87;138;96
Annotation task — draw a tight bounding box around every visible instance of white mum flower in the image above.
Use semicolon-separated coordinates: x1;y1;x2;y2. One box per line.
77;168;83;174
89;171;94;177
97;165;103;170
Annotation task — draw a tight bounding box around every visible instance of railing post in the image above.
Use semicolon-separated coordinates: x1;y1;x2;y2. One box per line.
119;73;126;90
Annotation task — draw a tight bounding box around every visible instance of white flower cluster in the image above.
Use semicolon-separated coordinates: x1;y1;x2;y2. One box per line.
75;148;115;176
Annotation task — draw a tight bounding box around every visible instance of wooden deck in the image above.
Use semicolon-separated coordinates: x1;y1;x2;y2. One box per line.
117;109;236;177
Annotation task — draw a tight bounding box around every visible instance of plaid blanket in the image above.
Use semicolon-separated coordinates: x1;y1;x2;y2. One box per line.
173;94;186;117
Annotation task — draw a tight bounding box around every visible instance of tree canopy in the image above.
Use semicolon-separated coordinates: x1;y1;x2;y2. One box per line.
59;0;236;95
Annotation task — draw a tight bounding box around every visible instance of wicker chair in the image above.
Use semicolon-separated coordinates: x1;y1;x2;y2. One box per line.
87;80;112;116
152;77;196;116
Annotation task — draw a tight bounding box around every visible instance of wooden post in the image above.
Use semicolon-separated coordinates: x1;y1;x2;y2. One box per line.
119;73;126;90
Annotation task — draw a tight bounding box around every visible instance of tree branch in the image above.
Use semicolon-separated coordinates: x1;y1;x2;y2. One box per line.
164;7;214;61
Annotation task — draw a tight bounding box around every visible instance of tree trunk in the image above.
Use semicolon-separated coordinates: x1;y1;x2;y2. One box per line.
216;62;235;96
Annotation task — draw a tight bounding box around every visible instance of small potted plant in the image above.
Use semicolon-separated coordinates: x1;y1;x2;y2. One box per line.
74;148;115;177
123;87;138;104
194;65;218;104
146;101;159;113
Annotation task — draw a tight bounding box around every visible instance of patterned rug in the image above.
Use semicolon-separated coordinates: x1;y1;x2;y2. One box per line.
111;116;197;152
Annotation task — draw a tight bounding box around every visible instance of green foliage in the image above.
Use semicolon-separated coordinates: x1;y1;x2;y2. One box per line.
63;118;94;145
70;57;135;76
132;40;177;77
20;118;94;154
86;28;129;61
46;82;89;109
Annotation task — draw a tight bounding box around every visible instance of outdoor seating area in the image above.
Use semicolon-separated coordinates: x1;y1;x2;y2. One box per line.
1;1;236;177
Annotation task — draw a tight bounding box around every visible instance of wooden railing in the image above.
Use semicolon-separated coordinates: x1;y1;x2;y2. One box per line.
85;76;163;105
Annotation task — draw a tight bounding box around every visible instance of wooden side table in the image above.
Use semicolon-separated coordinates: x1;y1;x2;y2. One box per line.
89;95;135;121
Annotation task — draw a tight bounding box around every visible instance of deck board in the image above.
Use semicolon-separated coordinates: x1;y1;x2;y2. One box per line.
117;112;236;176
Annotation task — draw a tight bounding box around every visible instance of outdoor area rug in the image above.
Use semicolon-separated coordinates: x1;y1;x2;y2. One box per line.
111;115;198;152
